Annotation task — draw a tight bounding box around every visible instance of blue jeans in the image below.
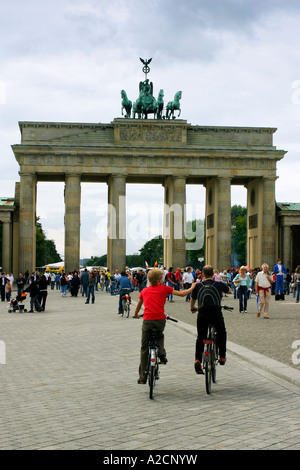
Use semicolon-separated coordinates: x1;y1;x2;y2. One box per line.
86;286;95;303
296;282;300;303
238;285;248;312
61;285;67;296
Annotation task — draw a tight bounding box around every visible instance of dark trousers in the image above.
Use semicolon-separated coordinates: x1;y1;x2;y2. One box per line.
196;312;227;360
238;285;248;312
38;291;47;311
139;319;166;381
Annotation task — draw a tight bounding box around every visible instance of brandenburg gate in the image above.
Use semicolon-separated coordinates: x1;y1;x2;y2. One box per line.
11;60;286;274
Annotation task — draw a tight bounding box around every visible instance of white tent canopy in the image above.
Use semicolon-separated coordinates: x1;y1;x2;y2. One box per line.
40;262;64;269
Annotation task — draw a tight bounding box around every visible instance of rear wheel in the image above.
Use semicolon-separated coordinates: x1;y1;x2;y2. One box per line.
121;299;127;317
204;347;212;394
149;365;155;399
126;302;130;318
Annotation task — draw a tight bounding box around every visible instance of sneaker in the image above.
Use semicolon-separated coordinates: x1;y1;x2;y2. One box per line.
137;379;146;384
194;360;203;374
244;310;247;313
219;357;227;366
159;356;168;364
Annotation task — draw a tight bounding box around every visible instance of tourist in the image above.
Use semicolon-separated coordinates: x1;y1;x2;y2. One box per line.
165;267;175;302
255;263;273;319
60;273;68;296
234;266;251;313
213;269;222;282
0;273;7;301
55;272;61;289
294;265;300;303
85;272;96;304
24;276;42;312
80;269;89;297
116;271;132;314
175;267;182;291
38;274;48;311
70;271;80;297
16;273;25;295
50;272;56;290
182;267;194;302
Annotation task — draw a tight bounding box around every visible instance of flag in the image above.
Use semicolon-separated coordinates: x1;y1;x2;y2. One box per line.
154;261;158;267
145;261;148;269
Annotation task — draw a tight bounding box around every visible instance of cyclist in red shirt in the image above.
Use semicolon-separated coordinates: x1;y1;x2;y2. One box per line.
133;268;196;384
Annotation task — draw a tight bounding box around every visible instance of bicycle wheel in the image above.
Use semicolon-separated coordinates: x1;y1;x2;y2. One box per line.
149;364;155;399
121;299;126;317
126;301;130;318
204;346;212;394
211;341;217;384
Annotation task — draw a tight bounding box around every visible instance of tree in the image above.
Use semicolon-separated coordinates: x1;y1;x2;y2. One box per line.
231;205;247;266
36;218;62;267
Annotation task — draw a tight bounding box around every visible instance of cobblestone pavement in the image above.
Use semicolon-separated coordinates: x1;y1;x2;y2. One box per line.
0;287;299;451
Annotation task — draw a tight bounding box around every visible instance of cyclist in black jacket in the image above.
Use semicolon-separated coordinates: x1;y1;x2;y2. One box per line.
190;265;230;374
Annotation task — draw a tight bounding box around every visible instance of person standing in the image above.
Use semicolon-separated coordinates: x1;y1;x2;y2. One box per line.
60;273;68;296
80;269;89;297
255;263;273;319
16;273;25;295
24;276;42;312
85;272;96;304
294;265;300;303
38;274;48;311
182;267;194;302
165;267;175;302
234;266;251;313
0;273;7;301
273;258;287;298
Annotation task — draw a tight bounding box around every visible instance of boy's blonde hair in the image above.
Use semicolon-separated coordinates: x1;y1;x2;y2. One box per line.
147;269;164;286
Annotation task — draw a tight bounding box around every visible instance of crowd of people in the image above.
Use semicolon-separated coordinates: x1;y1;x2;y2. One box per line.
1;260;300;316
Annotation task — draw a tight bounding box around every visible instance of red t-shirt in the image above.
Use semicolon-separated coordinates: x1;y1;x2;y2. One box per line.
139;284;174;320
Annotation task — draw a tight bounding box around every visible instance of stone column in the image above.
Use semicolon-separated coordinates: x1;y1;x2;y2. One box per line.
205;176;231;269
107;174;126;272
64;174;81;274
2;217;12;273
163;176;186;269
282;223;292;270
217;177;232;270
18;172;37;274
262;177;276;267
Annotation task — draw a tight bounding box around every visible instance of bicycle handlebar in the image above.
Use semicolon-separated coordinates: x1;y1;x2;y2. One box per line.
166;314;178;323
138;313;178;322
191;305;234;313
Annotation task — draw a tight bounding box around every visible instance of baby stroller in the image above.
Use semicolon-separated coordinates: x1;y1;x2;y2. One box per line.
8;292;27;313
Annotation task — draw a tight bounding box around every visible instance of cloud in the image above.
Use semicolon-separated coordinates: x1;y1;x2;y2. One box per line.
1;0;300;258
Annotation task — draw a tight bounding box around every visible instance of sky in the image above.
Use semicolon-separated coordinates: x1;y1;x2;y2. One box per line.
1;0;300;260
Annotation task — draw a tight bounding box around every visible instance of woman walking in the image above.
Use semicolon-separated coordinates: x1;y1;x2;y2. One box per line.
235;266;251;313
255;263;273;318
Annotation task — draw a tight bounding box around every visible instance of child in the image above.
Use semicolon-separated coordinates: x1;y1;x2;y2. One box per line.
133;268;196;384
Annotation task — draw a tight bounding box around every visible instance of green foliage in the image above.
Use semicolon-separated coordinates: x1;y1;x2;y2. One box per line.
231;205;247;265
36;218;62;267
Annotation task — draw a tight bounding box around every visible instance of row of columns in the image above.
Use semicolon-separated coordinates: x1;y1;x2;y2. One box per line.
17;172;277;275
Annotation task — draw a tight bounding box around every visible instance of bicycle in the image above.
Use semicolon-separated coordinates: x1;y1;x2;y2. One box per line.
202;305;233;394
140;314;178;399
120;288;132;318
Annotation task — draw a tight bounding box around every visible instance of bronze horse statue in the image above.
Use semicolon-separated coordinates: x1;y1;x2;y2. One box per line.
121;90;132;118
166;91;182;119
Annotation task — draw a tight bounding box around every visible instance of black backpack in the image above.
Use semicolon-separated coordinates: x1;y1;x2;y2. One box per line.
197;281;221;308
